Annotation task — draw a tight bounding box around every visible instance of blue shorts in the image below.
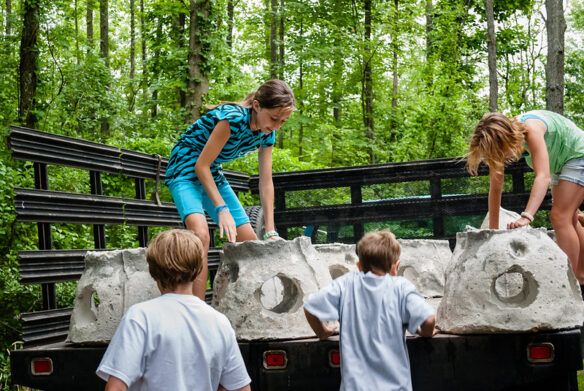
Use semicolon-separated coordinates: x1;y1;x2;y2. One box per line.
168;179;250;227
551;157;584;187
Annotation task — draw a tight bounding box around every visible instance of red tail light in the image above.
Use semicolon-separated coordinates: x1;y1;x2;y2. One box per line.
329;350;340;367
527;343;554;363
263;350;287;369
31;358;53;375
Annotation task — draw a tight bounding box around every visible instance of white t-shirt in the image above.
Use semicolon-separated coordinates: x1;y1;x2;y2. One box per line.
304;272;434;391
96;293;251;391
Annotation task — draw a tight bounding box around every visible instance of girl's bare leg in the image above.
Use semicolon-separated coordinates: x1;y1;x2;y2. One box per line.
550;182;584;284
184;213;211;300
236;223;258;242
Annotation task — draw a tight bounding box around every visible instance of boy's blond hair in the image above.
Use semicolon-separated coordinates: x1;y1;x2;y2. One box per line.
146;229;204;291
466;112;526;175
356;230;401;273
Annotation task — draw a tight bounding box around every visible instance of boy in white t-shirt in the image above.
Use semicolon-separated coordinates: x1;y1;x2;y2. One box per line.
96;229;251;391
304;230;435;391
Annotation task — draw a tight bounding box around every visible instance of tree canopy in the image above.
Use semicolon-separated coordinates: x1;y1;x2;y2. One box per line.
1;0;584;386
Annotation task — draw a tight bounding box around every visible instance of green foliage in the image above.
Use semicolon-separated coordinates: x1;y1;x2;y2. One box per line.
0;137;41;370
0;0;583;387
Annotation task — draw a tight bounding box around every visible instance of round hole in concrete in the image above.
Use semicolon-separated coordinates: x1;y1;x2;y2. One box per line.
492;266;538;306
399;266;419;282
494;272;524;298
330;265;349;280
225;261;239;283
92;291;100;309
258;274;302;314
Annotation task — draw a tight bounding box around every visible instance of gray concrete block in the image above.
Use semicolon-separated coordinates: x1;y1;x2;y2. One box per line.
437;227;584;333
398;239;452;298
67;248;160;344
213;237;332;340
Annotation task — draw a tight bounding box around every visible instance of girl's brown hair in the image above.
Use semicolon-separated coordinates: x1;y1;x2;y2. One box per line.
466;112;526;175
206;79;295;111
356;230;401;273
146;229;204;291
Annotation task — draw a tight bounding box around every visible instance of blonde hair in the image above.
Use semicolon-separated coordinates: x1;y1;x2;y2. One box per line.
146;229;204;291
356;230;401;273
466;112;526;175
206;79;296;111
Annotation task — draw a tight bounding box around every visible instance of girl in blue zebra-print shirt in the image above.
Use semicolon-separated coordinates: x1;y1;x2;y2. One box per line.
165;79;295;299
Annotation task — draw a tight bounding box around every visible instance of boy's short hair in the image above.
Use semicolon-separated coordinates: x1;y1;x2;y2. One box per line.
356;230;401;273
146;229;204;290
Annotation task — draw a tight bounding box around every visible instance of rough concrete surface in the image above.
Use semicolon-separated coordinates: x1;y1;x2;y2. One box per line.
213;237;332;340
314;243;359;279
398;239;452;298
437;227;584;333
67;248;160;344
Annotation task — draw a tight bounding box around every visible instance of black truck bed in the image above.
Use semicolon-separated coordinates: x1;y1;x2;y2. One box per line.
11;329;582;391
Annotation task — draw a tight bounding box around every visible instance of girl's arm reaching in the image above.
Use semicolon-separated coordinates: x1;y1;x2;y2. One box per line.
195;120;236;242
488;170;504;229
508;119;550;229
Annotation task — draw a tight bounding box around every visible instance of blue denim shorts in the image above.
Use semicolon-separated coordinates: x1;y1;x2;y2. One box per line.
551;156;584;187
168;179;250;227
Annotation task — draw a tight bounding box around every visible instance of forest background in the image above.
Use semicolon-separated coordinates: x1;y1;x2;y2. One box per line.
1;0;584;388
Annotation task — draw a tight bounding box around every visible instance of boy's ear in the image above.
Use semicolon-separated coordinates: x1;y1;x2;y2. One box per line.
390;260;400;276
356;261;363;271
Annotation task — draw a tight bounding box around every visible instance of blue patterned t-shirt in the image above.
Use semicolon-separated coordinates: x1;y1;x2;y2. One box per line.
165;105;276;186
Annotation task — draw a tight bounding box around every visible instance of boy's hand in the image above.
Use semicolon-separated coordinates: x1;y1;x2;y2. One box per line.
316;324;335;340
304;308;335;340
418;315;436;337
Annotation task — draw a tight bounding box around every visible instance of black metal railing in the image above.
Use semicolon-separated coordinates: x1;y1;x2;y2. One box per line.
9;126;556;347
8;126;247;346
250;156;550;244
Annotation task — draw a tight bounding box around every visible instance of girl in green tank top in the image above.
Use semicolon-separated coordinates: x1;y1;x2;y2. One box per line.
466;111;584;291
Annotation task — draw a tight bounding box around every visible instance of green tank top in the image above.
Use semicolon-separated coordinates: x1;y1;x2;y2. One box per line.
519;110;584;174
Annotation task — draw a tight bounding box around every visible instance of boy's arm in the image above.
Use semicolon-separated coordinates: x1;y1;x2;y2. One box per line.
105;376;128;391
304;308;334;340
417;315;436;338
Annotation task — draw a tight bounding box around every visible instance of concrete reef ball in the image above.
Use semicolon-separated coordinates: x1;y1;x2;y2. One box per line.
436;227;584;334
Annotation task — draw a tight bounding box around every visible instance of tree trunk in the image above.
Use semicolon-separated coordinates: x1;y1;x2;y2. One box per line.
172;11;186;108
545;0;565;114
226;0;234;83
140;0;147;105
185;0;210;123
99;0;109;66
424;1;433;87
363;0;374;164
390;0;399;140
74;0;80;63
100;0;110;135
152;16;162;118
278;0;284;79
332;44;341;124
130;0;135;80
425;1;432;59
6;0;12;36
19;0;40;128
128;0;135;111
87;0;93;51
298;16;304;159
276;0;285;147
270;0;278;79
486;0;498;112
